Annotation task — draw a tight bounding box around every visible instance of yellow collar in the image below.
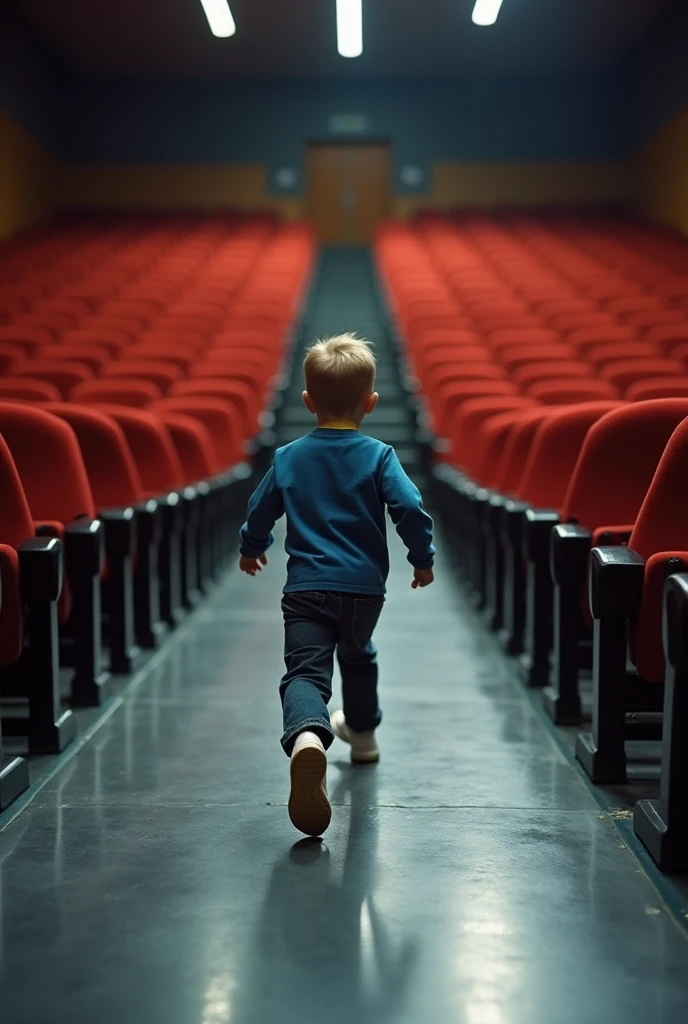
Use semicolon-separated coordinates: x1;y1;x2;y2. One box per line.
319;420;359;430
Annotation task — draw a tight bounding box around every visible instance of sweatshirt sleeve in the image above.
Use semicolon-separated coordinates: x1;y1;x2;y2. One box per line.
378;448;435;569
239;465;284;558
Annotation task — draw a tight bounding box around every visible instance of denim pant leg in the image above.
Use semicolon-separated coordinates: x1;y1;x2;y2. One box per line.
337;595;385;734
280;592;338;755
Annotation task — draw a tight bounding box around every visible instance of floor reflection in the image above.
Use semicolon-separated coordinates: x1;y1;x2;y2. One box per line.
231;767;418;1024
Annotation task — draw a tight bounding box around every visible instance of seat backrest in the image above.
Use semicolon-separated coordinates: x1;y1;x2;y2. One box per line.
157;412;219;482
0;434;35;548
103;360;183;392
626;378;688;402
499;343;577;373
0;402;96;523
61;327;132;354
39;343;112;372
626;415;688;681
43;403;143;509
601;359;684;392
123;343;197;370
451;397;537;473
561;400;688;530
148;397;241;470
630;415;688;560
9;359;94;399
513;360;590;388
527;378;619;404
95;405;184;495
0;435;35;665
0;324;53;354
566;325;636;353
0;341;28;373
645;324;688;355
0;378;62;402
585;342;659;368
487;328;560;351
71;379;163;407
435;378;518;436
492;407;559;495
473;406;544;489
517;402;622;508
168;379;256;434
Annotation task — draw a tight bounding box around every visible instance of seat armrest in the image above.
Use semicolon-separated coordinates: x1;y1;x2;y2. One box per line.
551;523;592;585
64;517;104;576
134;499;161;545
663;573;688;674
502;499;529;544
524;508;560;561
100;507;136;558
18;537;63;602
589;546;645;620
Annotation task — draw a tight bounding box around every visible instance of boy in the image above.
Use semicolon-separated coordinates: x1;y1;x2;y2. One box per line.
239;334;435;836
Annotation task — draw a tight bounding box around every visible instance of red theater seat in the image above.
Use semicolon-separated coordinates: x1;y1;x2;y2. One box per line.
71;380;163;407
9;360;94;399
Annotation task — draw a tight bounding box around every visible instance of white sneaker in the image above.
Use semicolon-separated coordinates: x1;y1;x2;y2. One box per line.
330;709;379;763
288;731;332;836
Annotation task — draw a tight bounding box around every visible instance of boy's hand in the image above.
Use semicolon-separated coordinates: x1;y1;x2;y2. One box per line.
240;554;268;577
412;567;434;589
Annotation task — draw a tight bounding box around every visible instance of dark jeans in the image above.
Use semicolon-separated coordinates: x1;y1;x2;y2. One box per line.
280;591;385;755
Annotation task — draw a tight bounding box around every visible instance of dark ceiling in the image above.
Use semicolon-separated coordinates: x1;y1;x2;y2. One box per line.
16;0;671;79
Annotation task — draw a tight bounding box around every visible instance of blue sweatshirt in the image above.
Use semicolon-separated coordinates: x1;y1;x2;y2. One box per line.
239;428;435;595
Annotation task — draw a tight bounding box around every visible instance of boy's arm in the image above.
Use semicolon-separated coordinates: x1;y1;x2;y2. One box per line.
239;466;284;559
378;448;435;570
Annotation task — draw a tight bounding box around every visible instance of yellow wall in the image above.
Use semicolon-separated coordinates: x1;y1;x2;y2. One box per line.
394;160;629;218
59;163;304;220
631;105;688;236
0;109;57;240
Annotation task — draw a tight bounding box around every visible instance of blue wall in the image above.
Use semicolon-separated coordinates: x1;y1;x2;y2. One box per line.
63;74;627;194
0;5;64;148
629;0;688;146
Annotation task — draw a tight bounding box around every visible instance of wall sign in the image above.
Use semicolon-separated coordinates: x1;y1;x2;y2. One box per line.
400;165;424;187
328;113;370;135
274;167;299;190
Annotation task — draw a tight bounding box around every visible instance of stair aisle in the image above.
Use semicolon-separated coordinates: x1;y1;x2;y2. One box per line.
0;248;687;1024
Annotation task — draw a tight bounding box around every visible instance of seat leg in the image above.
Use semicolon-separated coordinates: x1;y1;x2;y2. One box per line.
544;583;583;725
635;573;688;871
0;723;29;811
576;617;627;783
484;530;504;632
520;558;553;688
501;544;525;656
68;572;112;707
26;599;76;754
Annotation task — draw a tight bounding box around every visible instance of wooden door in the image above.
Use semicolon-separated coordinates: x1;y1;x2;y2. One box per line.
307;144;391;244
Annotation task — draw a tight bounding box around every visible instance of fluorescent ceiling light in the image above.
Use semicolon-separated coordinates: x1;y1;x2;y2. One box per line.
200;0;236;38
337;0;363;58
472;0;505;27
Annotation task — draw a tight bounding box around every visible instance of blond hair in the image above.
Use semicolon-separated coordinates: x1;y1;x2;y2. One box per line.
304;333;376;417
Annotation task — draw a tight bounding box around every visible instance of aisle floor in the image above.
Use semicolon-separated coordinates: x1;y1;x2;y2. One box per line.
1;522;688;1023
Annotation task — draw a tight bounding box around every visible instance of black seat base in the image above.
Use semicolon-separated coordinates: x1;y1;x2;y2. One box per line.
0;755;30;811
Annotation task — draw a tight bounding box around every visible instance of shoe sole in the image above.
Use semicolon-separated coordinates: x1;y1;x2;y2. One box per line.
289;744;332;837
351;749;380;764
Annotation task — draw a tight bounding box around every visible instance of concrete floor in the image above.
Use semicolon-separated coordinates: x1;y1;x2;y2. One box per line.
1;524;688;1023
1;248;687;1022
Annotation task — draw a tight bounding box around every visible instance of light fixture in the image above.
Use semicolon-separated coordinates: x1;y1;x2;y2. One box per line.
472;0;505;27
200;0;236;38
336;0;363;58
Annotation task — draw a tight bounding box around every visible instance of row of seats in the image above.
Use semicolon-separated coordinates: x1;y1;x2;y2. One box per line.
376;211;688;873
0;213;314;815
